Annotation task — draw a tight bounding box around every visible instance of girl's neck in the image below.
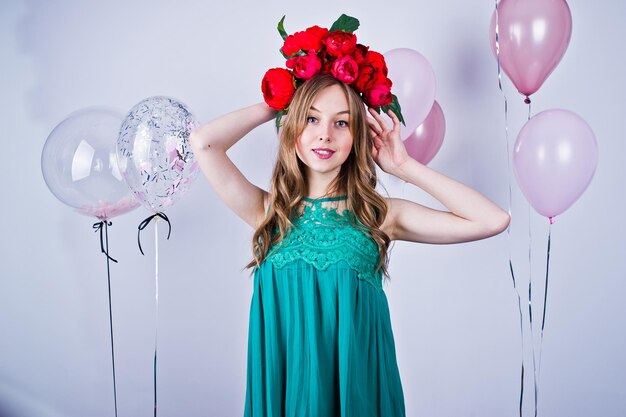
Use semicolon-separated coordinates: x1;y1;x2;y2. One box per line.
305;170;338;200
306;177;346;200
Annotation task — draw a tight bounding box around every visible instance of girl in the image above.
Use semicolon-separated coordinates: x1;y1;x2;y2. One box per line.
190;74;510;416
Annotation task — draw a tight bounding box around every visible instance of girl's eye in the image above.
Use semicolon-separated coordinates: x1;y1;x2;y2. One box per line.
307;116;317;123
336;120;349;127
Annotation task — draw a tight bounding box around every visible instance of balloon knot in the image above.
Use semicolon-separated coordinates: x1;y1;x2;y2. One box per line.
548;216;555;225
524;96;531;105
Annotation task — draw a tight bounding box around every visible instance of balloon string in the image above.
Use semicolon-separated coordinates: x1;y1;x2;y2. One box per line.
97;221;119;417
539;223;553;368
154;220;159;417
136;213;170;416
508;251;526;417
137;212;171;256
94;220;118;263
527;206;539;417
495;2;525;416
537;223;552;403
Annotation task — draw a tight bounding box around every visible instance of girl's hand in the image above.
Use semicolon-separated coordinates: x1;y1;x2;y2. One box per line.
367;107;411;175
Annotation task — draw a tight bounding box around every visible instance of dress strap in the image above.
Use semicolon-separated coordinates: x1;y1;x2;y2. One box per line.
303;195;348;203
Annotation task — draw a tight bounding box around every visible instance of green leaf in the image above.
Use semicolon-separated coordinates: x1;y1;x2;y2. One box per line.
277;15;288;40
281;48;307;60
391;94;402;112
294;77;305;89
389;94;406;126
275;110;286;132
329;14;360;33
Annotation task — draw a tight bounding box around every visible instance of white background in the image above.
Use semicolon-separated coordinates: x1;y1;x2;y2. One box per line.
1;0;624;416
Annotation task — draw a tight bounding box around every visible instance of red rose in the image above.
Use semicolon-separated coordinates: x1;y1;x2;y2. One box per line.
325;31;357;57
364;51;388;74
319;50;333;75
281;25;329;56
286;50;322;80
353;43;370;65
281;36;300;57
364;80;393;107
261;68;296;110
330;55;359;84
354;51;388;93
301;26;329;51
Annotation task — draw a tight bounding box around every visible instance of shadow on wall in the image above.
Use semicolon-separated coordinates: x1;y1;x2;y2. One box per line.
0;382;65;417
427;26;508;204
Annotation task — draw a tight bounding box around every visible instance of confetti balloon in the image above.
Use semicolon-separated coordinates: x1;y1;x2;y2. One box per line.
117;96;199;212
41;107;140;220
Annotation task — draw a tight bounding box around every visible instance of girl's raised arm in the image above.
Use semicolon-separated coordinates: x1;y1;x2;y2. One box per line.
368;108;510;244
190;102;276;228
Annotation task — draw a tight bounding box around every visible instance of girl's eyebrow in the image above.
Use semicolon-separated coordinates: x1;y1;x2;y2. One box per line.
309;106;350;115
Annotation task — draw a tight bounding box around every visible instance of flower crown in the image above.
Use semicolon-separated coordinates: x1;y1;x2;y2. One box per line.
261;14;405;130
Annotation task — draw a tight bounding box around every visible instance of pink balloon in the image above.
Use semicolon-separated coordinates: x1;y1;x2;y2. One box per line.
489;0;572;101
384;48;436;140
403;100;445;165
513;109;598;219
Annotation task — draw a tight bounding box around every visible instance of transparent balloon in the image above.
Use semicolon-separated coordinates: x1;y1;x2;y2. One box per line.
116;96;199;212
41;107;140;220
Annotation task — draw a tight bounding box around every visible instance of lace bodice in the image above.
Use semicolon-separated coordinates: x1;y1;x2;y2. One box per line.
265;196;382;290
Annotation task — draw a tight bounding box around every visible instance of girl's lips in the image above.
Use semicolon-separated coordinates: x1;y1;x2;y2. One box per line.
312;148;335;160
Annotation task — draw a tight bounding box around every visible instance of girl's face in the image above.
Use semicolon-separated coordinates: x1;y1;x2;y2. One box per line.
295;84;354;180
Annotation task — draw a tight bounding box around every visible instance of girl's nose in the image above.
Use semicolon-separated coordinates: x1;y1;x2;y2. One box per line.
318;123;332;142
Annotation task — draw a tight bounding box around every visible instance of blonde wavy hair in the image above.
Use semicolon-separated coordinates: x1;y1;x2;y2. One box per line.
247;74;390;274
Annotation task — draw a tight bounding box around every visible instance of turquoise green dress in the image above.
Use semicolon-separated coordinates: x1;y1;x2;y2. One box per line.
244;196;405;417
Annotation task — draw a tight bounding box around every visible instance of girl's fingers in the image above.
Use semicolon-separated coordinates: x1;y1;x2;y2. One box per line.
367;121;384;139
387;109;400;123
367;118;379;130
366;117;382;134
387;110;401;134
368;107;384;125
387;109;400;128
368;107;391;131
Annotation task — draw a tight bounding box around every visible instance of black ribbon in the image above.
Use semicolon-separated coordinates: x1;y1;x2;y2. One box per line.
93;220;118;263
137;212;172;255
